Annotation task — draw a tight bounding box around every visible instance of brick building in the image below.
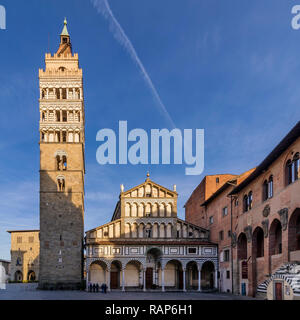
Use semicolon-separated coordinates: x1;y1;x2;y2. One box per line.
185;121;300;299
184;174;237;228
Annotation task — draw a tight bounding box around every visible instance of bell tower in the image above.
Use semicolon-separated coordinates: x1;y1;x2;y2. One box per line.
38;19;85;289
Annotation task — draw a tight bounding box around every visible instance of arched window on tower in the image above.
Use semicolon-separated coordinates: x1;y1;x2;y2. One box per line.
62;111;67;122
56;155;61;171
56;89;60;100
62;131;67;143
62;88;67;100
62;156;67;170
57;177;65;192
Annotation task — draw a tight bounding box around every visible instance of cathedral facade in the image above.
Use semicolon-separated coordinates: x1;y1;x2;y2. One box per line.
85;175;218;291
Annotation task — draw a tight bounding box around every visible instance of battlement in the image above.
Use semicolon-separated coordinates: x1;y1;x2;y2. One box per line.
39;68;83;77
45;53;78;59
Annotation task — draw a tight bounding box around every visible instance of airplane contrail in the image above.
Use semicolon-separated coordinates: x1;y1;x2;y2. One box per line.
91;0;176;129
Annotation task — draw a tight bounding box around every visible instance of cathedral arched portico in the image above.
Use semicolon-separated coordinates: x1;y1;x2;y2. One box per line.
85;175;218;293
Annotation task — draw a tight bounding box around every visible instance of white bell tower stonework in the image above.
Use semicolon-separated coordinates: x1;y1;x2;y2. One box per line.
38;19;85;289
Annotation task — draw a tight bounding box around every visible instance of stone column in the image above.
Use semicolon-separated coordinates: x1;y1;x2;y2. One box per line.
73;88;75;99
122;269;125;292
46;88;49;99
86;271;89;291
143;269;146;291
107;269;111;292
161;268;165;292
198;268;202;292
183;268;186;292
215;269;218;290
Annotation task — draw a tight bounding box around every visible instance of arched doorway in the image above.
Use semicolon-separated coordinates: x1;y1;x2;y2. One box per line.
110;261;122;290
27;270;36;282
124;261;142;289
252;227;264;258
186;261;198;290
146;247;162;289
89;261;107;285
164;260;183;290
288;208;300;257
237;233;248;260
269;219;282;256
201;261;215;290
14;271;23;282
252;227;264;295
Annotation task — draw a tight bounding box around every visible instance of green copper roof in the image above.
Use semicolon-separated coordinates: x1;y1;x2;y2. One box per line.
60;18;69;36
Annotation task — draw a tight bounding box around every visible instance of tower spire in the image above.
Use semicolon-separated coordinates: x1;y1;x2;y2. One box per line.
60;17;69;36
57;18;72;56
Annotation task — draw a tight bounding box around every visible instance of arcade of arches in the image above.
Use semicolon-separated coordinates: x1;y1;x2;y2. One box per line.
235;208;300;296
87;257;218;292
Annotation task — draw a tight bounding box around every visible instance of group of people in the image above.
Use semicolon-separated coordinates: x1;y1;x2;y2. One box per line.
88;282;108;293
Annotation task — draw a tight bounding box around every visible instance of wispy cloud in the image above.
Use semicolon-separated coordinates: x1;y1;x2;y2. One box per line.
90;0;176;128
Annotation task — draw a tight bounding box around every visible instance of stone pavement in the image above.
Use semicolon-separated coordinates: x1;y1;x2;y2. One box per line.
0;284;260;300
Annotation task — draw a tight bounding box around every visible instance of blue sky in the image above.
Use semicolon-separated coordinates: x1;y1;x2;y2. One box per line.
0;0;300;260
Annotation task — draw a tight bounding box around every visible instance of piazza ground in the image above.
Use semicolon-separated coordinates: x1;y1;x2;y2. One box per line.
0;284;260;300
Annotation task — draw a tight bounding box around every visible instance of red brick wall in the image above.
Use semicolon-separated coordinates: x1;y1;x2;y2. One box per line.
185;174;236;228
232;137;300;296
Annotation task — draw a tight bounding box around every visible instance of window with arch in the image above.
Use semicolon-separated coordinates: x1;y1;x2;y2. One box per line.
62;156;67;170
145;226;152;238
286;153;299;185
243;195;248;213
263;175;273;201
248;191;253;210
57;177;65;192
243;191;253;212
268;176;273;198
62;131;67;142
56;154;67;171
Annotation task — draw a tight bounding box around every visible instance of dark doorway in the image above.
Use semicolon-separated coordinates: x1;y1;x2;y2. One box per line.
110;272;118;289
275;282;283;300
146;268;153;289
178;270;183;289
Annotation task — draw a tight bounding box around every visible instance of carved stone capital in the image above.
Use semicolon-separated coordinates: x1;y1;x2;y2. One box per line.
262;219;269;238
244;226;252;243
278;208;288;231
